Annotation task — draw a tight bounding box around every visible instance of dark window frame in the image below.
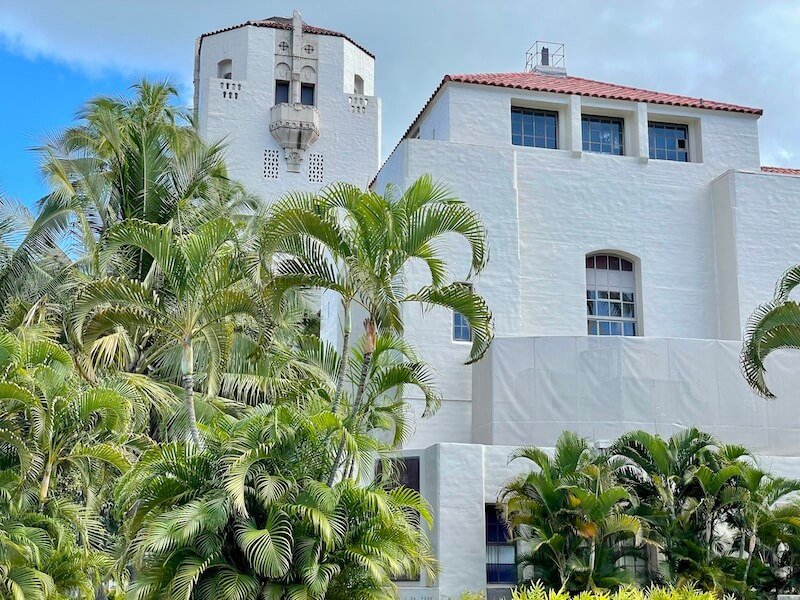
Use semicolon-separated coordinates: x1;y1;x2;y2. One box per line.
648;121;689;162
274;80;290;105
511;106;559;149
486;504;516;585
301;83;315;106
582;114;625;155
453;283;473;342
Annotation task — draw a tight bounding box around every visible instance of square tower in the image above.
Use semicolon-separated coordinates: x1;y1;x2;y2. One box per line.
194;11;381;203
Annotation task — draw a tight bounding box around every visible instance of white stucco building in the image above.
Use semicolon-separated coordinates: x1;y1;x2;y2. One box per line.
195;19;800;600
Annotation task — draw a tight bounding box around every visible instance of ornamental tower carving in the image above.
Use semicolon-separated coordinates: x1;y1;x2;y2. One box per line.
268;11;320;172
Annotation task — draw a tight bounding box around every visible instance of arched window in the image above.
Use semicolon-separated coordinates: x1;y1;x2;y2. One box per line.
353;74;365;95
586;253;638;336
217;59;233;80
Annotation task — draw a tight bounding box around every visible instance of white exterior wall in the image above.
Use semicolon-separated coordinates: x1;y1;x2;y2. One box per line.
373;82;774;450
417;86;451;141
197;26;380;203
342;40;375;95
472;336;800;457
713;170;800;336
441;83;760;170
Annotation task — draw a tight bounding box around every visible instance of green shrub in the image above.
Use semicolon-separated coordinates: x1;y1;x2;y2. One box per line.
452;592;486;600
511;584;720;600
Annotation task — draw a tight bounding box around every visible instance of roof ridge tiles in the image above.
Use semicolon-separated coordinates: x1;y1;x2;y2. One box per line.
443;72;761;115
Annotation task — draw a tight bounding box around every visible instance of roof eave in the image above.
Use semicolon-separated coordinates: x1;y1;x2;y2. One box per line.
198;20;375;58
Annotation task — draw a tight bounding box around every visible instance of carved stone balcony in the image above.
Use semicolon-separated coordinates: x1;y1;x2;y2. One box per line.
269;103;321;172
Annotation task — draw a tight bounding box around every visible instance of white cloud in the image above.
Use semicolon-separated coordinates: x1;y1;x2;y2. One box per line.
2;0;800;165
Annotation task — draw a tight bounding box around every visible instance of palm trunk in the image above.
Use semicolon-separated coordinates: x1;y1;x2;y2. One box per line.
558;557;569;592
39;459;53;509
327;319;375;486
705;514;713;562
345;455;356;480
349;346;374;419
587;539;596;590
331;300;351;414
181;341;202;446
742;531;757;594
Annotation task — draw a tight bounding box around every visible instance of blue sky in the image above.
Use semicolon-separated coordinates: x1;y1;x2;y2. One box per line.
0;42;175;205
2;1;800;206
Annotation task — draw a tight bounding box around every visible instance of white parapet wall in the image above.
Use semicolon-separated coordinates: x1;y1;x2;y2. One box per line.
472;336;800;473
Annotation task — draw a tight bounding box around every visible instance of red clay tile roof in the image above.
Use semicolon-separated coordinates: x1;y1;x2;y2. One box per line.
761;166;800;175
200;17;374;58
445;72;762;115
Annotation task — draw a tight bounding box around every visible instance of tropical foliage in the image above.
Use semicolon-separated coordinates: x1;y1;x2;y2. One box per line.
502;432;647;592
502;430;800;597
117;405;436;600
0;80;494;598
741;263;800;397
256;176;493;483
510;583;718;600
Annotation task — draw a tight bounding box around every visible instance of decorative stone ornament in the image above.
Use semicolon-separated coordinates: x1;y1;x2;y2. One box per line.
267;9;321;172
268;103;320;172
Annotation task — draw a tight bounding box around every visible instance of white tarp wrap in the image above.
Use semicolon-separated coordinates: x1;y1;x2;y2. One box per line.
472;337;800;462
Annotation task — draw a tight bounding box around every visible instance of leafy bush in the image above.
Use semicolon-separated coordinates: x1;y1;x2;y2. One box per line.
502;429;800;597
511;583;719;600
453;592;486;600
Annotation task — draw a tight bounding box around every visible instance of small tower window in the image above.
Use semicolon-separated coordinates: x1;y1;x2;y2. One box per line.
301;83;315;106
275;80;290;105
354;74;365;95
217;59;232;80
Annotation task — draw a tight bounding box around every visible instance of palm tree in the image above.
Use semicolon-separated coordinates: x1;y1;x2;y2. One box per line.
741;264;800;397
612;429;754;592
259;176;492;395
612;428;717;524
0;80;258;317
116;403;437;600
0;328;134;508
732;465;800;595
69;217;262;445
259;176;493;480
501;431;647;591
0;328;132;599
0;195;72;308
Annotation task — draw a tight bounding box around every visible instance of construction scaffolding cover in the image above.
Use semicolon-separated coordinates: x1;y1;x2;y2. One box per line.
472;336;800;460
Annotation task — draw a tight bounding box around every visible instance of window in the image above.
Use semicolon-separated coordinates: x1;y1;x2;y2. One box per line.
511;107;558;149
353;74;365;95
615;540;650;580
586;254;638;336
486;505;516;585
377;457;421;582
217;59;232;79
582;115;624;155
648;122;689;162
301;83;315;106
275;80;290;104
453;284;473;342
